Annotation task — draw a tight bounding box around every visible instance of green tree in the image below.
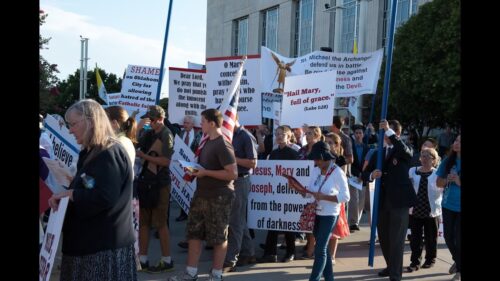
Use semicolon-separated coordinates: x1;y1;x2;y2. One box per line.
56;69;123;111
373;0;460;136
39;10;61;114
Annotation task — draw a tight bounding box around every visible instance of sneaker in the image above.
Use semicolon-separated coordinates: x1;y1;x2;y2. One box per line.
222;261;236;273
449;262;457;274
147;260;174;273
139;261;149;272
208;273;223;281
451;272;461;281
168;272;198;281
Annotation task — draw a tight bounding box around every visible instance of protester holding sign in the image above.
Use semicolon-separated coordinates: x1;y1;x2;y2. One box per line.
288;141;349;281
136;105;175;273
48;99;136;280
258;125;300;264
169;109;237;281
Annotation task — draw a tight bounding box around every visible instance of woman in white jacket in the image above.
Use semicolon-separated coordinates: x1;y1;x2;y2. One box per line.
407;147;442;272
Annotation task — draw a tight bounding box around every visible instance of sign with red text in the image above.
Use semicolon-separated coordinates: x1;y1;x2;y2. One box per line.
120;64;162;121
206;55;261;126
107;92;121;106
260;46;383;98
280;71;337;128
168;68;207;127
169;135;198;214
39;197;69;281
248;160;315;232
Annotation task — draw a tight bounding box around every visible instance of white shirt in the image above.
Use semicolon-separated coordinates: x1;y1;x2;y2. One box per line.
306;162;350;216
182;129;195;148
408;166;443;217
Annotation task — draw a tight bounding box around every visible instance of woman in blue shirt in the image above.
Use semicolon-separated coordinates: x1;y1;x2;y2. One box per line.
436;134;461;281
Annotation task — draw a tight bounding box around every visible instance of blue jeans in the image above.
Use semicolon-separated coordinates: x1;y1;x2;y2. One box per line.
309;215;338;281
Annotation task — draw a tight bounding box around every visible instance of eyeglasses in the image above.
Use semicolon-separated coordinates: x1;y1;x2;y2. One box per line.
420;154;435;160
67;119;85;128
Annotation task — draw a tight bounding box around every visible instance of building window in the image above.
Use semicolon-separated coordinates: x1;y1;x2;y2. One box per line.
233;17;248;56
383;0;419;52
295;0;314;57
262;7;279;52
340;0;360;53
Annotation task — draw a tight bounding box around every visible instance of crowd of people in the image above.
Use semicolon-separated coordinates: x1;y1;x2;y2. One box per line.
41;99;461;281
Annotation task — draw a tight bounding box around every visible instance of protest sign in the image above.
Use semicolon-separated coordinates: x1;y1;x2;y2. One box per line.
260;46;383;98
43;115;80;193
280;71;337;128
168;67;207;127
169;135;198;214
248;160;315;232
206;55;261;125
120;64;162;120
39;197;69;281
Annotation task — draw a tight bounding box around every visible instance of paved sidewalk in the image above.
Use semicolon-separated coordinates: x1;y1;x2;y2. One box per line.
50;203;455;281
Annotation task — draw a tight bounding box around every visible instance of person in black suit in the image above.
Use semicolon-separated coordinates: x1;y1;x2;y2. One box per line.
363;120;417;281
176;115;202;222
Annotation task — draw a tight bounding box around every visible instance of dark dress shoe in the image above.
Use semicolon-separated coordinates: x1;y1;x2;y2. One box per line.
175;214;188;222
422;261;435;268
178;241;188;249
378;268;389;277
236;255;257;266
257;255;278;263
406;263;420;272
349;225;360;232
281;254;295;263
205;244;214;250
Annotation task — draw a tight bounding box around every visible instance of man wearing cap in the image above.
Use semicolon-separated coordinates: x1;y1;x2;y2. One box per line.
362;119;417;281
136;105;175;273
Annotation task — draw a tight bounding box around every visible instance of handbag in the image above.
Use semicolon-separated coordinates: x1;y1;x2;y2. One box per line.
332;203;350;238
137;151;161;209
299;163;337;232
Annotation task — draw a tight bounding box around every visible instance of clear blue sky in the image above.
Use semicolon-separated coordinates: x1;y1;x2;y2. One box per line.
40;0;207;98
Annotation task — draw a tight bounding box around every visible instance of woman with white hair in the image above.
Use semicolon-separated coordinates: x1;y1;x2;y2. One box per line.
48;99;136;281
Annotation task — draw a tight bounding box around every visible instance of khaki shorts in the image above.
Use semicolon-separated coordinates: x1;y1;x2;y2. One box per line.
139;185;170;228
186;193;234;245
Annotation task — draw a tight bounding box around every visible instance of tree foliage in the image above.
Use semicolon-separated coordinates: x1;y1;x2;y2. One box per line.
374;0;460;135
39;11;61;114
56;69;123;112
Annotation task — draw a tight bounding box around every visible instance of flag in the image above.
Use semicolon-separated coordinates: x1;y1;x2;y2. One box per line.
95;64;108;105
353;38;358;55
194;56;247;158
